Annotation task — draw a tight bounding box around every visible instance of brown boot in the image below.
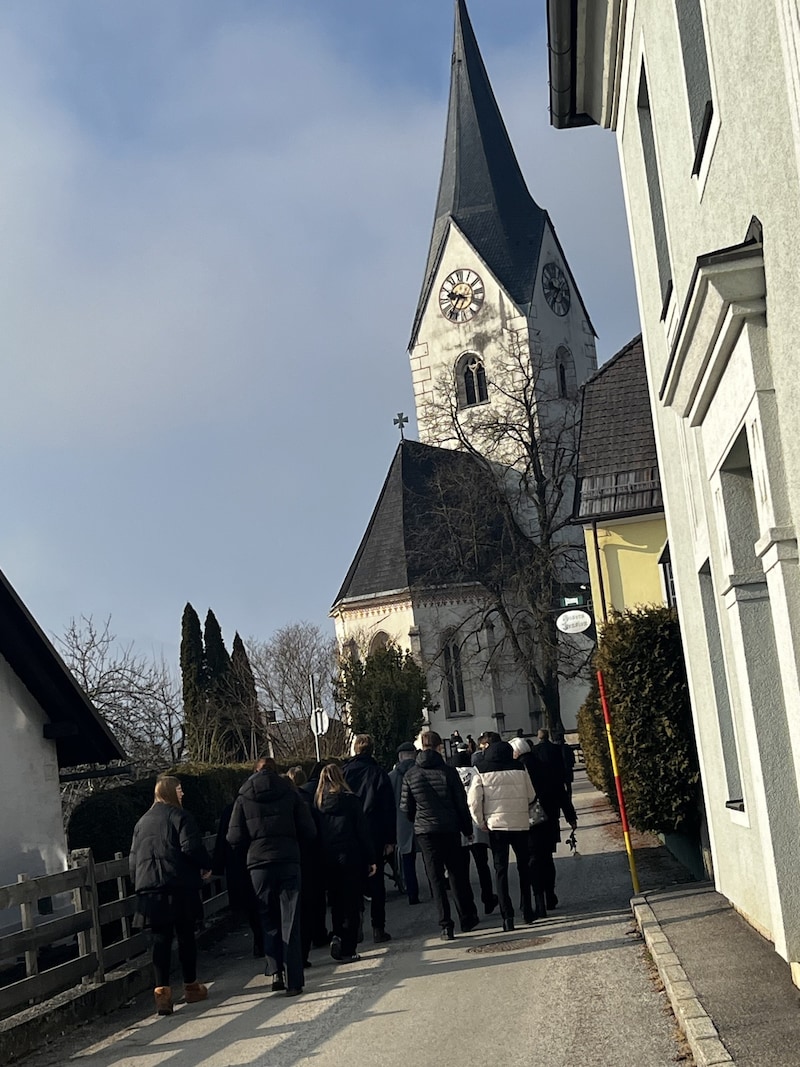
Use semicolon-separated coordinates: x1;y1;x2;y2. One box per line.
184;981;208;1004
154;986;173;1015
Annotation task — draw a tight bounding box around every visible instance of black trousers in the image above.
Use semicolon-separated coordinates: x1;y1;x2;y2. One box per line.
251;863;303;992
151;913;197;987
401;851;420;903
467;842;496;908
488;830;532;920
327;860;363;957
529;826;557;898
417;832;477;931
365;861;386;931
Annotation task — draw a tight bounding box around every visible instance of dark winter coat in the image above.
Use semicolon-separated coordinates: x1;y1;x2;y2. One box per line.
129;801;212;894
342;754;397;849
521;750;577;849
226;769;316;867
399;749;473;837
388;757;417;856
315;790;374;870
212;802;257;912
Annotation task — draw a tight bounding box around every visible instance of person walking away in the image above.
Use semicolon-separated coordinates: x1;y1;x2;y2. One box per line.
556;733;577;798
314;763;375;963
285;765;320;968
343;735;396;943
212;795;263;957
301;762;331;948
400;731;479;940
468;741;535;931
227;756;316;997
129;775;213;1016
471;730;501;770
388;742;421;905
515;736;578;915
454;745;498;914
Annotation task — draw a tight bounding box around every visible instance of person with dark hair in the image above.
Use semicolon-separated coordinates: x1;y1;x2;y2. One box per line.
301;762;331;948
314;764;375;964
129;775;213;1016
468;741;535;931
389;742;421;905
471;731;501;770
517;736;578;915
455;746;498;914
227;755;316;997
400;731;479;940
343;734;396;943
213;800;263;959
284;765;319;969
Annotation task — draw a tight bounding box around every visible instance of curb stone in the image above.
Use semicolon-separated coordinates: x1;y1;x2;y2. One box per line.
631;894;734;1067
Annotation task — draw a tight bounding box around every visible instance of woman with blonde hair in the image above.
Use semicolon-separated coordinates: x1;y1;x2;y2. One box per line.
314;763;375;963
129;775;213;1016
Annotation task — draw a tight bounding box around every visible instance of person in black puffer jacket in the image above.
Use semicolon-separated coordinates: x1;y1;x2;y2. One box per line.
129;775;213;1016
227;757;316;997
343;735;397;943
314;763;375;963
400;731;479;940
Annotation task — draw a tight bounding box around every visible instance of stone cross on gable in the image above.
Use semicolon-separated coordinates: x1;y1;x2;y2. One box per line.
393;412;408;440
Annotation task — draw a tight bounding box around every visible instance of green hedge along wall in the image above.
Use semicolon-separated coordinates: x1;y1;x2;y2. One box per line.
68;759;325;861
577;606;701;836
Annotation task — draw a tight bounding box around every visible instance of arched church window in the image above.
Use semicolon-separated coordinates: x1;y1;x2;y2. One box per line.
555;346;576;399
456;352;488;408
369;631;390;655
443;635;467;717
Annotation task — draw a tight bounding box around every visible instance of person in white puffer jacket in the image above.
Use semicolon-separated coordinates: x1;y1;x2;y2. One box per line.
468;741;535;932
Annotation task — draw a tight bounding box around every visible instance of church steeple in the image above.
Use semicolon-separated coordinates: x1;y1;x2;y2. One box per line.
410;0;547;346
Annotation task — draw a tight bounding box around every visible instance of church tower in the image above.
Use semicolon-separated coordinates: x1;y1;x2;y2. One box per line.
409;0;597;453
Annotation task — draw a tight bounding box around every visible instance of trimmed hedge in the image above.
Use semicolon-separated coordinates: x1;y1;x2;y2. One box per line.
577;606;701;835
67;760;326;861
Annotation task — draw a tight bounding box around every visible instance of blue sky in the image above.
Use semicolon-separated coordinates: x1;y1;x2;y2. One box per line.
0;0;640;663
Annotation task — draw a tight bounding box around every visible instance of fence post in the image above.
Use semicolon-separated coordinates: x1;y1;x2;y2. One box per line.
114;852;132;943
69;848;105;985
17;873;38;1005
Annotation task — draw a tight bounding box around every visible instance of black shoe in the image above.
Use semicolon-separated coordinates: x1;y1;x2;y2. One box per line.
330;936;343;961
484;895;499;915
461;915;479;933
522;910;535;924
303;959;312;968
502;918;515;932
270;974;286;992
312;932;332;948
440;925;455;941
253;940;265;958
546;893;558;910
373;928;392;944
337;953;361;964
286;988;303;997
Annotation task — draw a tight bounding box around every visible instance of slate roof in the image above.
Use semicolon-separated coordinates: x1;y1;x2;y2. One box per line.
409;0;548;347
332;439;506;608
0;570;127;768
575;335;663;520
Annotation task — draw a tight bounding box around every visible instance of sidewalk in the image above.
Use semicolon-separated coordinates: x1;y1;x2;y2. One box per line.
633;882;800;1067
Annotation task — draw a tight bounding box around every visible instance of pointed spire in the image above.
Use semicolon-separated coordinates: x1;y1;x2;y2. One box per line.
410;0;547;346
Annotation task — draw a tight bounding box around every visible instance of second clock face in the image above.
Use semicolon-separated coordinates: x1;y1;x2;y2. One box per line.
541;261;571;316
439;268;485;323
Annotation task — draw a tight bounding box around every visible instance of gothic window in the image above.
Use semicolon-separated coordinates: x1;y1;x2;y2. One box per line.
369;631;389;655
443;636;467;717
456;352;488;409
555;346;576;398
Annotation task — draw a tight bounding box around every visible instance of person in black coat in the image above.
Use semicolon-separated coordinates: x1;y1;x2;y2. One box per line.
400;731;479;940
301;762;331;948
518;737;578;916
343;735;396;943
212;800;263;957
227;757;316;997
314;763;375;963
129;775;213;1016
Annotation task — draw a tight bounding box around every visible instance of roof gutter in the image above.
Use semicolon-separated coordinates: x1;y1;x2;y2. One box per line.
547;0;595;129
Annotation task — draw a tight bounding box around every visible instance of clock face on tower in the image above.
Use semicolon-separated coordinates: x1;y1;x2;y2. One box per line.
438;268;485;323
541;261;571;316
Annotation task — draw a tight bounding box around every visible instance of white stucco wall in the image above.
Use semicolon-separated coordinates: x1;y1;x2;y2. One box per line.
606;0;800;968
0;655;68;893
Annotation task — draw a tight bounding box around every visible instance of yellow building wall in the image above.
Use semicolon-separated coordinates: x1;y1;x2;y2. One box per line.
583;517;668;624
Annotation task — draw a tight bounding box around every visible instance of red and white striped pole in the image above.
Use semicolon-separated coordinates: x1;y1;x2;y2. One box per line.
597;669;640;894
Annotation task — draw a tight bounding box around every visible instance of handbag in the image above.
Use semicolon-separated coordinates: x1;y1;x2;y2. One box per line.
528;797;548;828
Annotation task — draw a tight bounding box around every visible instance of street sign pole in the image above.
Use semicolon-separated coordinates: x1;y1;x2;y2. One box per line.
309;675;321;763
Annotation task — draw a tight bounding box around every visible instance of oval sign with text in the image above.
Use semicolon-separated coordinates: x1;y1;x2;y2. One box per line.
556;609;593;634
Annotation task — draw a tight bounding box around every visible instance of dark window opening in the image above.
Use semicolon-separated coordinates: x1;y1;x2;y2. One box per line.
638;66;673;308
458;353;488;408
675;0;714;174
443;639;467;716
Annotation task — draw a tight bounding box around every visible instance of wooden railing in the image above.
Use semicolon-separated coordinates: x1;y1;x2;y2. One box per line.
0;835;227;1020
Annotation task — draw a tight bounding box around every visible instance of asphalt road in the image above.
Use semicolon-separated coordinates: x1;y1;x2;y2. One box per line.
24;773;691;1067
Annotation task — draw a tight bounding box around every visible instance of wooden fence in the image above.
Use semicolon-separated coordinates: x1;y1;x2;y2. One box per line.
0;835;227;1020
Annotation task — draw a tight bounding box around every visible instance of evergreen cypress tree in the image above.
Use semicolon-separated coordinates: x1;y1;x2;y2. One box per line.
231;632;261;761
204;609;240;762
180;603;206;761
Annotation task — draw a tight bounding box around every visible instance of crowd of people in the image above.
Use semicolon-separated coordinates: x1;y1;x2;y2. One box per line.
127;729;577;1015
